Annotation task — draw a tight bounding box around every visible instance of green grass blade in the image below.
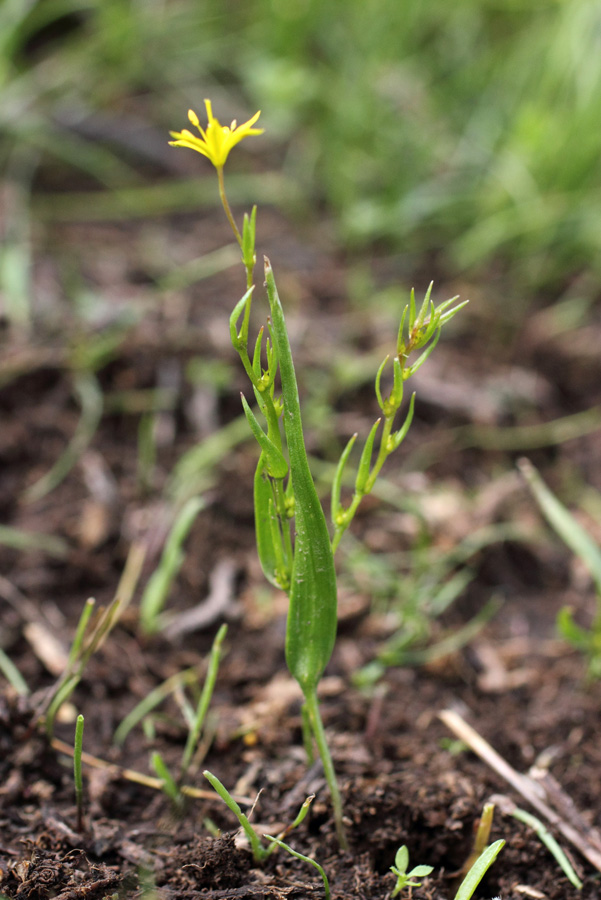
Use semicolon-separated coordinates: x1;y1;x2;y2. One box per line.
0;648;29;696
203;770;266;862
520;458;601;594
453;839;505;900
181;624;227;776
114;667;198;746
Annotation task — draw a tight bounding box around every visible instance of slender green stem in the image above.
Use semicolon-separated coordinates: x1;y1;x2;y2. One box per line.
303;689;347;850
301;704;315;765
217;164;254;299
74;714;84;832
265;836;330;900
217;165;242;249
181;624;227;777
203;769;266;862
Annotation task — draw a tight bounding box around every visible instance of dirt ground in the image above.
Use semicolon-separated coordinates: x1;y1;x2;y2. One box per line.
2;201;601;899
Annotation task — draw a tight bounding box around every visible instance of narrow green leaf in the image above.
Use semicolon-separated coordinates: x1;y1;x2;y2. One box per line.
203;770;266;861
151;752;182;807
264;259;337;692
396;303;409;356
242;205;257;271
240;394;288;479
68;598;96;666
139;497;205;633
414;282;433;332
439;298;469;326
252;326;264;380
374;355;389;410
229;287;254;347
181;624;228;775
408;287;417;332
331;433;357;524
520;458;601;593
453;840;505;900
389;356;404;408
404;329;441;379
391;393;416;451
355;419;381;493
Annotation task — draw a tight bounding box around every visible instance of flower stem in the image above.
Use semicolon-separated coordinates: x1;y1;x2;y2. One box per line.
217;165;243;249
303;688;347;850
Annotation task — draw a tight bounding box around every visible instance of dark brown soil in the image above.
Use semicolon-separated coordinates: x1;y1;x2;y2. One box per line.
2;202;601;900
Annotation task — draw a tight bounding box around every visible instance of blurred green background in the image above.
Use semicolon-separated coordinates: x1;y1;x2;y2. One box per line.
2;0;601;320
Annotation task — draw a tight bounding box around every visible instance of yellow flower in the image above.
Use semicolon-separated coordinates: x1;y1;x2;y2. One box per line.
169;99;263;169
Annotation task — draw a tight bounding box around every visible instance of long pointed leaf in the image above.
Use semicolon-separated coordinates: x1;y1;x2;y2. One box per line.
264;259;337;692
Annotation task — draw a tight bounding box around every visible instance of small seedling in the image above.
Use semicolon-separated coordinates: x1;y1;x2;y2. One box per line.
180;623;227;777
203;770;313;863
453;839;505;900
492;793;582;890
456;801;495;880
389;845;433;896
151;751;184;813
74;713;85;832
42;543;145;737
141;625;227;809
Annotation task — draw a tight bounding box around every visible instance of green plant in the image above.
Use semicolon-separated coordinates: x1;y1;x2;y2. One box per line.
151;751;184;813
141;624;227;809
493;794;582;890
203;771;314;863
453;839;505;900
41;543;145;737
139;496;206;635
73;713;85;832
389;845;433;896
180;623;227;777
169;100;464;849
520;457;601;676
265;836;330;900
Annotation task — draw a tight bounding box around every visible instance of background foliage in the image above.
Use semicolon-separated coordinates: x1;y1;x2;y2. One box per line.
2;0;601;314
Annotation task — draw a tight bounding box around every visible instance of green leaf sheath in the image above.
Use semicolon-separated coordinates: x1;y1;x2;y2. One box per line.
264;258;338;693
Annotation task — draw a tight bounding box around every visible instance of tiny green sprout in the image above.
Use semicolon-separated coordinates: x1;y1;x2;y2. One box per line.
453;839;505;900
203;769;314;864
151;751;184;813
390;845;433;896
73;714;85;832
43;543;145;737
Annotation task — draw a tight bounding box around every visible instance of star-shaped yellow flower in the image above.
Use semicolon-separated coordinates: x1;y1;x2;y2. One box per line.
169;99;263;169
